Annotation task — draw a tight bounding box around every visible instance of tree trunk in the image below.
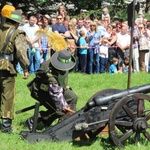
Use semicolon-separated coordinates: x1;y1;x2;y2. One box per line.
0;0;6;9
145;0;150;13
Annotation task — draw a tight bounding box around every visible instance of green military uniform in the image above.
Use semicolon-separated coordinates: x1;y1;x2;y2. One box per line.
0;24;29;124
27;59;77;127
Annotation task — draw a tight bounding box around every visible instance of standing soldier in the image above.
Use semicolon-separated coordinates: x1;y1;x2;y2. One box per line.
0;5;29;133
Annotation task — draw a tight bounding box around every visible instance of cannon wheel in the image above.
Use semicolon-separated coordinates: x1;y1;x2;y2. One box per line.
79;88;121;140
109;93;150;147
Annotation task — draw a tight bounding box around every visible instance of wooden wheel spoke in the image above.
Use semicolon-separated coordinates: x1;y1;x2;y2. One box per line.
134;132;140;142
145;112;150;121
120;129;134;142
143;131;150;140
137;100;144;117
109;94;150;147
115;120;133;127
122;105;134;120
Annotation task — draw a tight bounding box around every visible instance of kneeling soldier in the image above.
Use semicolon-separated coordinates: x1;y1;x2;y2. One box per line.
26;50;78;130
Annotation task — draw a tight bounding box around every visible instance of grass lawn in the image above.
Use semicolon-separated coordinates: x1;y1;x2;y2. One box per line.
0;72;150;150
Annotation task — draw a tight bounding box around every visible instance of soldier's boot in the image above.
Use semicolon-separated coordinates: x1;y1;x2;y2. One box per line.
1;118;13;133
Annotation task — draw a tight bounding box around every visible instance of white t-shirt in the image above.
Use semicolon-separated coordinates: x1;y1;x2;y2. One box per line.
147;29;150;47
117;33;131;47
23;23;40;48
100;45;108;58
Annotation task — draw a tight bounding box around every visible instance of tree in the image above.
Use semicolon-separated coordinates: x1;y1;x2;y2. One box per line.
145;0;150;13
0;0;149;20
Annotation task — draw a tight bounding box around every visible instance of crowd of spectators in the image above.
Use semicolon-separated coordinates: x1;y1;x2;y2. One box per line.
16;4;150;74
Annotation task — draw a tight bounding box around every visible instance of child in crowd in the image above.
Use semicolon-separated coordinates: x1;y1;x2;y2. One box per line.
122;57;133;73
40;24;50;63
99;38;109;73
135;10;143;24
109;57;121;74
101;7;110;24
56;4;67;19
77;29;88;73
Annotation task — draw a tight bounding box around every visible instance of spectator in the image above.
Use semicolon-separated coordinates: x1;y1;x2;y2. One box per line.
23;14;41;74
52;14;70;39
66;21;78;56
116;25;131;71
138;23;149;72
101;7;110;24
132;23;140;72
43;14;52;32
109;57;121;74
84;18;91;35
36;13;43;23
70;18;77;27
99;38;109;73
135;10;143;24
86;21;102;74
105;25;117;71
97;20;106;37
116;22;122;34
16;11;28;74
76;17;87;36
122;56;133;73
64;15;70;22
145;24;150;72
63;19;69;29
39;24;50;63
143;18;148;26
37;21;43;29
56;4;67;19
77;29;88;73
51;16;56;26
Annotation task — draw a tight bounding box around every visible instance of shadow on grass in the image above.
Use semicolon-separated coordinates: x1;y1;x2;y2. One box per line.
72;137;98;147
72;137;117;149
99;137;117;150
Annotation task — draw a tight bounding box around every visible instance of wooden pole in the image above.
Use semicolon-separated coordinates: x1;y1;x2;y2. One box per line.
127;0;136;89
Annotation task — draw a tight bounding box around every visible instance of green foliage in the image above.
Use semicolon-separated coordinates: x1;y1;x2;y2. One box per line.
0;72;150;149
1;0;149;22
144;13;150;21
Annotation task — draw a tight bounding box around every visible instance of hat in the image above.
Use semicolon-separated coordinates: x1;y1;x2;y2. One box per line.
1;5;25;24
51;50;75;71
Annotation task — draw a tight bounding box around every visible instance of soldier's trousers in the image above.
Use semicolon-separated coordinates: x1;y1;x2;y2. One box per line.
0;71;15;119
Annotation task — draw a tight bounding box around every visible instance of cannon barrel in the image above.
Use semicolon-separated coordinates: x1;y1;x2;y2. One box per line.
87;84;150;108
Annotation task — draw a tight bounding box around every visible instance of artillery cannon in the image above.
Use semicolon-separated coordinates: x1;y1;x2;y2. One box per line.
20;84;150;147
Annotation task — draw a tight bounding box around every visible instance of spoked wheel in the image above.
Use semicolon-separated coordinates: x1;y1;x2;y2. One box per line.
82;89;121;139
109;93;150;147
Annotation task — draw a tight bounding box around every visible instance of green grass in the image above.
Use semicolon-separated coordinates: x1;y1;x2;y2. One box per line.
0;72;150;150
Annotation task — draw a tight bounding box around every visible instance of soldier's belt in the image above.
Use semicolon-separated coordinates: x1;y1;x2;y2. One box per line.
0;53;14;61
40;83;49;92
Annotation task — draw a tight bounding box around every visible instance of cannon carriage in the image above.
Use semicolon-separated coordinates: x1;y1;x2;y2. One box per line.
19;84;150;147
